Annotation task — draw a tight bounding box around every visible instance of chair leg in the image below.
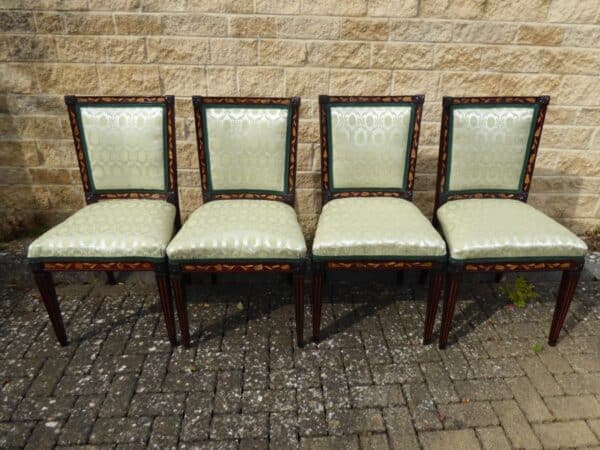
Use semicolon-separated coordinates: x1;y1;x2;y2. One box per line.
312;270;323;343
423;271;444;345
106;271;117;285
155;271;177;346
439;271;462;349
494;272;503;283
293;273;304;347
171;273;191;347
33;270;68;346
548;270;581;346
418;269;428;285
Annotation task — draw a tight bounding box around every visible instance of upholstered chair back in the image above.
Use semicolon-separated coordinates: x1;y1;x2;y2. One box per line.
319;96;424;202
76;103;168;192
193;97;300;204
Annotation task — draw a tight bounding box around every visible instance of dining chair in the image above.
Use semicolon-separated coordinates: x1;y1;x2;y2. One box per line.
432;96;587;348
311;95;447;343
167;96;307;347
28;95;180;346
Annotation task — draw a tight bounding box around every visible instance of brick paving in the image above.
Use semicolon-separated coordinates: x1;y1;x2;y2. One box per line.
1;240;599;449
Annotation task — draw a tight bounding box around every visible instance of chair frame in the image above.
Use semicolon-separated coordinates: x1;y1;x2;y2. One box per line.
170;96;306;348
431;95;584;349
312;95;445;344
29;95;181;346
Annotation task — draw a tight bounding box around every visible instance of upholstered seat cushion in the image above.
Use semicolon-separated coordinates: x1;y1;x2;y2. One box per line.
437;199;587;261
167;200;306;261
28;200;176;260
312;197;446;259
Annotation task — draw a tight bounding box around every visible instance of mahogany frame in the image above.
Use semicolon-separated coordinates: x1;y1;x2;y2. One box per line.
431;95;584;348
28;95;181;347
313;95;445;344
171;96;306;348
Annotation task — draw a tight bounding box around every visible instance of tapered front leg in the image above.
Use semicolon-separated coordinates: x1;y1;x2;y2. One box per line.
548;270;581;346
155;270;177;346
171;271;191;347
293;273;305;347
312;270;324;342
33;269;68;346
423;270;444;345
439;271;462;349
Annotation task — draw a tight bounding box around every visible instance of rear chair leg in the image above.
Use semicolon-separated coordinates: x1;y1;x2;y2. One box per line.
423;271;444;345
548;270;581;346
312;270;324;343
106;271;117;285
439;271;462;349
155;270;177;346
294;272;305;347
33;269;68;346
172;273;191;347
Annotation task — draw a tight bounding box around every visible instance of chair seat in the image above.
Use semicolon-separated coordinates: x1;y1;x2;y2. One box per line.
312;197;446;259
27;200;176;261
167;200;306;261
437;199;587;261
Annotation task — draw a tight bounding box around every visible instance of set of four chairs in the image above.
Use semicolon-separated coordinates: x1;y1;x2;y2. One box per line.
27;94;587;350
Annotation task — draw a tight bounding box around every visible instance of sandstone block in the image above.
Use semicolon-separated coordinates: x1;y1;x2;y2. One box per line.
147;38;209;64
206;67;237;96
440;72;503;96
285;68;329;97
516;25;565;46
210;39;257;65
368;0;418;17
238;68;284;96
392;70;439;100
391;20;452;42
37;140;78;168
307;42;370;68
55;36;105;63
330;70;391;96
256;0;299;14
105;37;145;63
277;17;340;40
142;0;185;11
0;11;35;33
64;13;114;34
302;0;367;16
114;14;161;34
548;0;598;23
453;21;517;44
419;0;486;19
481;47;542;73
341;19;389;41
484;0;550;21
1;63;37;94
34;12;64;33
434;45;481;70
8;35;56;61
162;14;228;36
372;43;434;69
259;40;306;66
230;16;276;38
37;64;99;94
556;76;600;106
97;65;160;94
159;66;206;96
188;0;253;13
0;141;39;166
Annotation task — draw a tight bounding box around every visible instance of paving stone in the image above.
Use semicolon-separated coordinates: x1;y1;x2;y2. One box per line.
149;415;181;449
349;384;404;408
544;395;600;420
0;421;35;448
419;429;480;450
24;420;63;450
327;407;385;435
539;349;573;374
506;376;553;422
476;426;511;450
421;361;459;404
242;388;296;412
360;432;390;450
518;356;563;396
99;373;137;418
492;400;542;449
300;435;359;450
453;378;512;401
270;411;299;449
371;363;422;385
555;372;600;395
533;420;598;448
58;394;103;445
589;418;600;440
383;406;420;450
210;413;269;440
27;357;69;397
214;370;242;413
89;417;153;445
13;395;76;421
129;392;186;416
438;401;499;429
403;382;443;431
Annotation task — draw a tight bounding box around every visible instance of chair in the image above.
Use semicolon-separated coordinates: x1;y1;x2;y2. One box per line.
432;96;587;348
167;97;307;347
28;95;180;346
312;95;447;343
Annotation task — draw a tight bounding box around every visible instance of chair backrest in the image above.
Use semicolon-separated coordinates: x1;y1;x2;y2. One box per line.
434;96;549;212
192;96;300;205
65;95;178;208
318;95;424;203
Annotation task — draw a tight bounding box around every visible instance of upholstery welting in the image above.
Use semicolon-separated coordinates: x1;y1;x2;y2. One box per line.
28;200;176;260
80;106;166;191
437;199;587;261
330;106;412;189
312;197;446;259
448;106;535;191
167;200;306;261
205;107;288;192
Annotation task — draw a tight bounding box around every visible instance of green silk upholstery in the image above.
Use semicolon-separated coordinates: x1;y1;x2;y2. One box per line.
448;106;536;192
28;200;176;260
167;200;306;261
79;105;167;191
329;105;413;189
312;197;446;259
437;199;587;261
205;107;289;192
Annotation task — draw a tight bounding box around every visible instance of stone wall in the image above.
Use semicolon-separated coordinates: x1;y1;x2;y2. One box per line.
1;0;599;240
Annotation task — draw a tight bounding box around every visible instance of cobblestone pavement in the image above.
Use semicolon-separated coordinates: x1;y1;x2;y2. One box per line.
1;241;599;449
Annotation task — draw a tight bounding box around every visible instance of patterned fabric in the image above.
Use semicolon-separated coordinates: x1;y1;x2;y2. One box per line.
80;105;167;191
205;107;289;192
167;200;306;261
437;199;587;261
312;197;446;259
28;200;176;260
448;106;535;191
330;105;412;189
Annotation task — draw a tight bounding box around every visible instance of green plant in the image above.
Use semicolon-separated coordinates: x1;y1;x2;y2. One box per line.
532;342;544;353
501;276;539;308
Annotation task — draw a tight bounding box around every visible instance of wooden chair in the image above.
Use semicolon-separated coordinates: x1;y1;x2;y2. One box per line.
431;96;587;348
312;95;447;343
28;95;180;346
167;97;307;347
